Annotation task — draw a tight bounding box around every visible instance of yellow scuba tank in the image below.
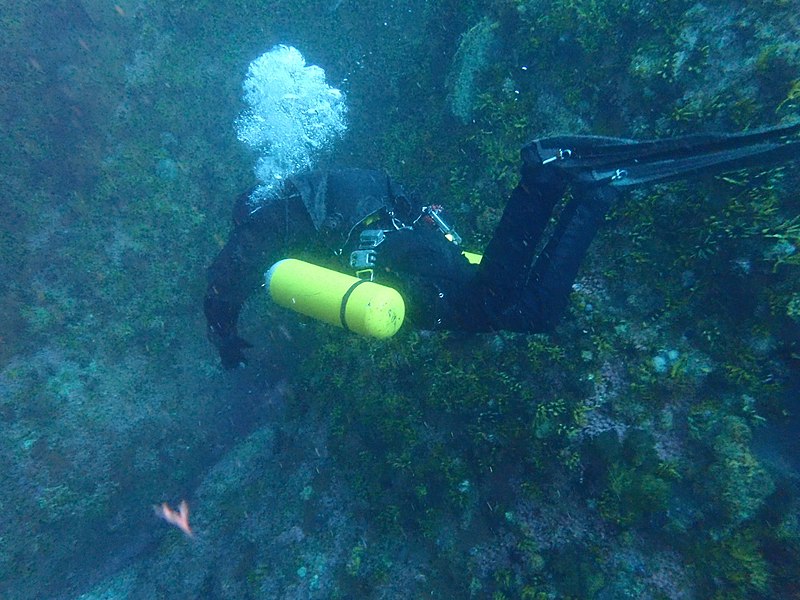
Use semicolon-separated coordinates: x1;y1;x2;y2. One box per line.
462;251;483;265
265;258;406;338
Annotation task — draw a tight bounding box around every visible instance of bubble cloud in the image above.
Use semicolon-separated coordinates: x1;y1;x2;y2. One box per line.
235;45;347;205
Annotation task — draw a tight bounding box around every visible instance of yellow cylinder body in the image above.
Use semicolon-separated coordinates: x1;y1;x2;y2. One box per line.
265;259;406;338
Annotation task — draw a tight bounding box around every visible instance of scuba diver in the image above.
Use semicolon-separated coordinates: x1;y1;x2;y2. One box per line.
204;122;800;369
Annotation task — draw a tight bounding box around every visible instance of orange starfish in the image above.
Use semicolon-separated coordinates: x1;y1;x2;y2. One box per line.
154;500;194;537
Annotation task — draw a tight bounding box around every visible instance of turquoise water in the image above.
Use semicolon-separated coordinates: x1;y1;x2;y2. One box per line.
2;1;799;598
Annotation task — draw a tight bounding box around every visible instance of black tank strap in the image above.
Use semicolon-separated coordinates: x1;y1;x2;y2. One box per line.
340;279;369;331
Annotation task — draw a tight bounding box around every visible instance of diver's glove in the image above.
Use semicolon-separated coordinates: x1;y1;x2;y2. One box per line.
207;326;253;370
220;335;253;370
204;293;252;369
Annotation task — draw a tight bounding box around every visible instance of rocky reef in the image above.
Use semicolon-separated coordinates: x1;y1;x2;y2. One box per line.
1;0;799;598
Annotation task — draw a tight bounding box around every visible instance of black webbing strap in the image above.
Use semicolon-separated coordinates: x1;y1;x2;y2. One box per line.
340;279;368;331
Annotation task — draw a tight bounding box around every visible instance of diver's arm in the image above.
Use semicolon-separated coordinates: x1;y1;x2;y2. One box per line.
204;191;314;368
203;220;262;369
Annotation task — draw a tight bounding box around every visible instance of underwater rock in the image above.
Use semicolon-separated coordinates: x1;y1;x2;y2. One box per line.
155;157;178;181
652;354;669;374
77;0;130;28
446;18;500;124
652;349;680;374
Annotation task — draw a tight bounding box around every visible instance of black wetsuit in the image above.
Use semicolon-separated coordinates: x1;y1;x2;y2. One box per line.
204;148;613;368
204;124;800;368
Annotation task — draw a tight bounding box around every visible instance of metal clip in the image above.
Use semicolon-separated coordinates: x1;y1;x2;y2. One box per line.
354;268;375;281
349;229;386;273
350;249;377;270
422;206;462;245
358;229;385;248
542;148;573;165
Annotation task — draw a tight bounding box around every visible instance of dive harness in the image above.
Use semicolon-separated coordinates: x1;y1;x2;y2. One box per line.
348;205;468;280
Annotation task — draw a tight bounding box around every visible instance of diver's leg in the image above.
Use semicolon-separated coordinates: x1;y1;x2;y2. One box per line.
474;159;568;309
492;185;617;331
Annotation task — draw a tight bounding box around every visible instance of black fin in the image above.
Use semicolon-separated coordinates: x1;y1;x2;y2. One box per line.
529;122;800;187
591;140;800;187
